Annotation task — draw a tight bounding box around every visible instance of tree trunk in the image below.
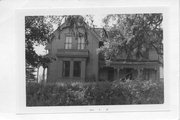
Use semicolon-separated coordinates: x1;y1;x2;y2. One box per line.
37;67;39;83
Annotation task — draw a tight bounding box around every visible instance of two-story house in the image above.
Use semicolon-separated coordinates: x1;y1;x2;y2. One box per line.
45;21;162;83
45;21;100;83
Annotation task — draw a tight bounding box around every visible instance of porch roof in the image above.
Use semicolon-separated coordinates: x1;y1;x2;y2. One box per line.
99;60;160;70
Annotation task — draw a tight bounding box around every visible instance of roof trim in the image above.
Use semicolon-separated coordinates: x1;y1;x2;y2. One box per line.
50;20;102;43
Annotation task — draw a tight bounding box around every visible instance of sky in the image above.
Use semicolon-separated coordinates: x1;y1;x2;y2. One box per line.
34;14;107;55
92;14;107;28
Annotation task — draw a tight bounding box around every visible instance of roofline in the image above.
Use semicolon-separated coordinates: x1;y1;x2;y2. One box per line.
50;21;102;42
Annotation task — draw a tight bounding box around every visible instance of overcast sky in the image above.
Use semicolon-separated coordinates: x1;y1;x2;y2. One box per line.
93;14;107;27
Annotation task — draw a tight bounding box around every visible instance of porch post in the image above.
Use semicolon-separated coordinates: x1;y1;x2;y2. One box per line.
117;68;120;80
136;68;143;80
156;66;160;81
36;65;39;83
59;60;63;78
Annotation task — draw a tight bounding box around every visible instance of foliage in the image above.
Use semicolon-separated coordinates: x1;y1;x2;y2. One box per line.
26;80;164;106
25;16;53;67
112;79;164;104
26;63;36;82
98;14;163;62
26;82;86;106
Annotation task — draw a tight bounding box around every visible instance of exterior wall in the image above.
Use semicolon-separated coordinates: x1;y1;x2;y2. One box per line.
47;60;59;82
86;30;99;81
47;27;99;82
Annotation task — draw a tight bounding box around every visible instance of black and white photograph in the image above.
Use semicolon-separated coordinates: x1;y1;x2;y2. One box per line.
25;14;164;106
0;0;179;120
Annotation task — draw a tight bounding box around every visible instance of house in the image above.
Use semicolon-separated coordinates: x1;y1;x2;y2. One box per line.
45;20;162;83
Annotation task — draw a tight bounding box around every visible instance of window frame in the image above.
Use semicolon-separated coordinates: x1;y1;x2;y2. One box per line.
65;36;72;49
77;37;85;49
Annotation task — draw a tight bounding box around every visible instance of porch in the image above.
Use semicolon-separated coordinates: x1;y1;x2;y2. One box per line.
99;60;160;82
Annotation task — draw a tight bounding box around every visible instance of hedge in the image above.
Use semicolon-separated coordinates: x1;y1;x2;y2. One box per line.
26;80;164;106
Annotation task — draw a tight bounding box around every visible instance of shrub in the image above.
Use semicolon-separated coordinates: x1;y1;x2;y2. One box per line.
112;80;164;104
26;80;164;106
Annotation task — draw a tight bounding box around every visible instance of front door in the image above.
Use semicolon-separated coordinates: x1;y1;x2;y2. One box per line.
108;67;114;81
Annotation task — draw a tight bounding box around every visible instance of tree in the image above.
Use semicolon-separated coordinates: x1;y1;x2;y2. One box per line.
25;16;53;67
25;16;53;82
98;14;163;63
26;63;36;82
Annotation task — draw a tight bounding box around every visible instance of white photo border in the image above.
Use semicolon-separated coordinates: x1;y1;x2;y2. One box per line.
16;7;173;114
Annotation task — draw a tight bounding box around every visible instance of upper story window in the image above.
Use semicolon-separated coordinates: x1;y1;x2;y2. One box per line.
77;37;85;49
65;36;72;49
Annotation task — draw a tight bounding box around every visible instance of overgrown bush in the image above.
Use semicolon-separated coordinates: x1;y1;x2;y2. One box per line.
112;80;164;104
26;80;164;106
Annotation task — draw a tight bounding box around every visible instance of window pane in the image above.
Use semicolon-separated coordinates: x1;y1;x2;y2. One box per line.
69;37;72;43
81;37;85;43
63;61;70;77
78;37;85;49
73;61;81;77
78;38;80;49
66;37;69;42
78;38;80;43
69;44;72;49
65;44;67;49
65;36;72;49
81;43;84;49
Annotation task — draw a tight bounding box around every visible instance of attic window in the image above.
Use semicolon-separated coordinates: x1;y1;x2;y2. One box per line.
77;37;85;49
65;36;72;49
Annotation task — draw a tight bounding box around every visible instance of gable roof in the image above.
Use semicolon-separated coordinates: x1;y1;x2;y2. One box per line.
94;28;103;38
89;28;102;41
48;20;103;43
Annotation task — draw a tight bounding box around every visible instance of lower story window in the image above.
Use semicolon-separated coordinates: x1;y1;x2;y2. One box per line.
73;61;81;77
63;61;70;77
